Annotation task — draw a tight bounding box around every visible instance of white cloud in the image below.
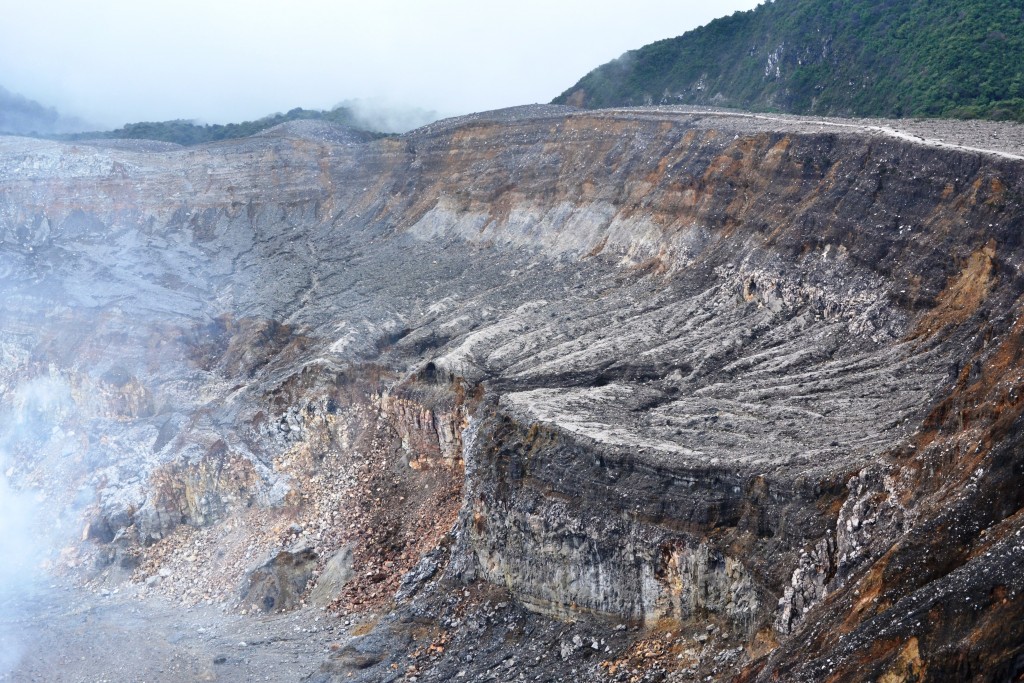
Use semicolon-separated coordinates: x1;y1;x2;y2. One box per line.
0;0;762;127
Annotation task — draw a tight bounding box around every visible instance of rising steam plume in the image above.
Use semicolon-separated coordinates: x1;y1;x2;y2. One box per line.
0;376;81;677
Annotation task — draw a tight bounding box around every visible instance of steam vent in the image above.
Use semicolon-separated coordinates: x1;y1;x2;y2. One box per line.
2;107;1023;682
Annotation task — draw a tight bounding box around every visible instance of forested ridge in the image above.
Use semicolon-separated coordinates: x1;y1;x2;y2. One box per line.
555;0;1024;121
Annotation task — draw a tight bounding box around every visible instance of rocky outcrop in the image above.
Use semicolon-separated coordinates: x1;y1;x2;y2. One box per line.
240;546;319;613
379;391;467;467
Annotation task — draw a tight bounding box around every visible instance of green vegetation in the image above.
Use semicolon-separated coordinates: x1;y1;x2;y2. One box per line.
554;0;1024;121
57;106;386;146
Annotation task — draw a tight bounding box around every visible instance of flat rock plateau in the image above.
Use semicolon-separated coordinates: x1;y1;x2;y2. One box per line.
1;105;1023;682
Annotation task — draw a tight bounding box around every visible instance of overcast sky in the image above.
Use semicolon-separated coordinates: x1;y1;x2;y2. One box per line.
1;1;762;128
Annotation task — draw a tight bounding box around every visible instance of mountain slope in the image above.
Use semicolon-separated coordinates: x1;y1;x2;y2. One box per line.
554;0;1024;121
60;106;384;146
0;85;88;135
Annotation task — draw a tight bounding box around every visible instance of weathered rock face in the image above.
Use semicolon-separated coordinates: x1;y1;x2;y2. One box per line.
240;546;319;613
2;108;1024;681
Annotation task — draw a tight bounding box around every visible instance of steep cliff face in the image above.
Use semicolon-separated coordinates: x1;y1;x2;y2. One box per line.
2;108;1023;681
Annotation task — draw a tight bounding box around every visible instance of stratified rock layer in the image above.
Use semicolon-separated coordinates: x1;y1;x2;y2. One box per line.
1;108;1023;681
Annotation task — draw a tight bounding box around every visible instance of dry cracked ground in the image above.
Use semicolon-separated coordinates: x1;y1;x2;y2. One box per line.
0;106;1023;682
